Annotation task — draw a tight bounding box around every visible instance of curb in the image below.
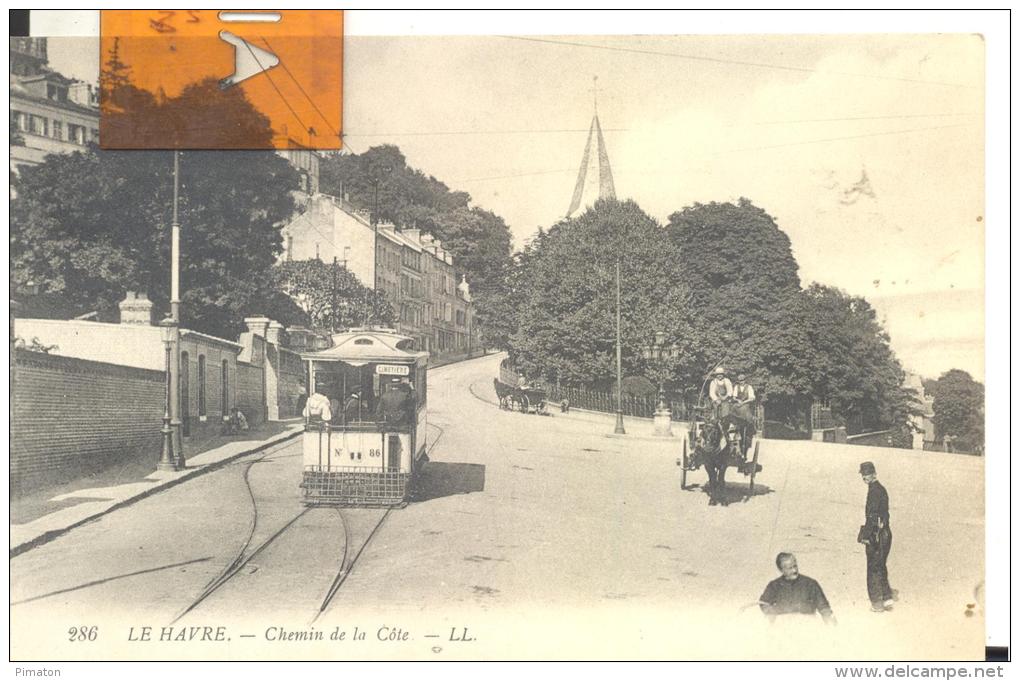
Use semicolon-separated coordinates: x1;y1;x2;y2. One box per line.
603;431;686;444
10;428;302;558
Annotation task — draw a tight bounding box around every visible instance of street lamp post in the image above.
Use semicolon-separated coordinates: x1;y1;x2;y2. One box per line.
158;316;180;471
168;150;184;465
640;330;681;437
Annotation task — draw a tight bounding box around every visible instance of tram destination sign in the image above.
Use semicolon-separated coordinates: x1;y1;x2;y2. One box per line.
376;364;410;376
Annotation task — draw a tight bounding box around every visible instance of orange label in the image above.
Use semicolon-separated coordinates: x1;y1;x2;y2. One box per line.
100;10;342;149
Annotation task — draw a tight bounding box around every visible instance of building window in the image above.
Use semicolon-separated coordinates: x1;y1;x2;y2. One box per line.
46;83;68;101
11;110;26;132
68;124;86;144
198;354;207;418
221;359;229;417
28;115;48;136
51;120;62;140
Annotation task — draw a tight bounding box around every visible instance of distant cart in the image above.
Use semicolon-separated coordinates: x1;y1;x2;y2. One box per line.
493;378;548;415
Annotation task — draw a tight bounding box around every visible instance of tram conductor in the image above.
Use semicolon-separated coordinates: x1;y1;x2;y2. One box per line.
376;382;412;428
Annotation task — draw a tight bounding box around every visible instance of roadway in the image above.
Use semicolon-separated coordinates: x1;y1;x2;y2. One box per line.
9;353;985;660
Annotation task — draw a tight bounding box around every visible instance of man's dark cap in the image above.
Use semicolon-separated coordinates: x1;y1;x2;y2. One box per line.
859;461;876;475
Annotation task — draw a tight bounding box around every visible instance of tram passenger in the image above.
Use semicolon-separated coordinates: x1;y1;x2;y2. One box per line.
376;382;412;428
343;391;367;423
303;390;333;423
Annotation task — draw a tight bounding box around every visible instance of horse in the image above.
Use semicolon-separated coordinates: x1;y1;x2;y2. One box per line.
692;412;755;506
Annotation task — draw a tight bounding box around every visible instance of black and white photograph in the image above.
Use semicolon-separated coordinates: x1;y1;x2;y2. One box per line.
7;10;1008;667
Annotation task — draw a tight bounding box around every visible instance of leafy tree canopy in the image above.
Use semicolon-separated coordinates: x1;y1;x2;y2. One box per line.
272;259;396;332
102;38;274;149
318;144;513;304
508;199;699;389
505;197;920;441
11;147;300;339
929;369;984;453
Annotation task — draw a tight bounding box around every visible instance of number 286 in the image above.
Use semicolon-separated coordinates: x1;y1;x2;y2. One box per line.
68;626;98;642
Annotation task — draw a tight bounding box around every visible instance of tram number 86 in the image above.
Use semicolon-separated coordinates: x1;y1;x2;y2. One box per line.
368;448;382;458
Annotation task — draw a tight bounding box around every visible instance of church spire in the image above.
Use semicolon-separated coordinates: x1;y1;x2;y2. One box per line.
566;76;616;217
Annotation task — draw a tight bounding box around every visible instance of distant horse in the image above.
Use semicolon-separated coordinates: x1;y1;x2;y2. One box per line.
692;418;732;506
693;411;757;506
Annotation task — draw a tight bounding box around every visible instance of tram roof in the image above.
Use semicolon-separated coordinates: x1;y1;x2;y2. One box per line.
300;328;428;365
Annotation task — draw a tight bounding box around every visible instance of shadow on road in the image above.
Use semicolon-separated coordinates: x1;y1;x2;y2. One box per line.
688;481;774;505
412;461;486;503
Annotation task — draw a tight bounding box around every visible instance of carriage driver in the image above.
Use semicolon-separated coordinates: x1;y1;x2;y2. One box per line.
708;367;734;420
732;373;758;443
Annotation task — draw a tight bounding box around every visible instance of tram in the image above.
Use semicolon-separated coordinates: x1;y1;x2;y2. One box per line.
299;328;429;506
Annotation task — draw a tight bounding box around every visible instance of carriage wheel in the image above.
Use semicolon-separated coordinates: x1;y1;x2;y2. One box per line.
680;439;689;490
520;395;530;413
748;441;760;496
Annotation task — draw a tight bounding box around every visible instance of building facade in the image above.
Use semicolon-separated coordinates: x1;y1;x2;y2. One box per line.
279;188;478;356
10;37;100;174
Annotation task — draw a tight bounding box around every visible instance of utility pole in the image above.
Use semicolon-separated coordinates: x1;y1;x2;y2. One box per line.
169;150;184;467
331;256;339;333
614;258;626;434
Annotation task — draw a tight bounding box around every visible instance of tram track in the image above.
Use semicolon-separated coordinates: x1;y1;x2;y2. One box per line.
314;421;447;621
175;421;448;623
171;438;313;623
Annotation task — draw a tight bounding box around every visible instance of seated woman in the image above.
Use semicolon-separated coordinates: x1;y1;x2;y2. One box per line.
303;390;333;423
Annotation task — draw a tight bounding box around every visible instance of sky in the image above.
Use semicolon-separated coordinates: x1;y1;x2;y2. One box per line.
47;32;985;381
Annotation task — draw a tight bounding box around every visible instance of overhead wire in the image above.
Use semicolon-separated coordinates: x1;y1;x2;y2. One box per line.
343;127;627;137
259;35;342;142
498;35;981;90
240;37;312;143
721;122;977;153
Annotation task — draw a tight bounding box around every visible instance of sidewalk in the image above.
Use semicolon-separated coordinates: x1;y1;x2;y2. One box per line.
10;420;304;557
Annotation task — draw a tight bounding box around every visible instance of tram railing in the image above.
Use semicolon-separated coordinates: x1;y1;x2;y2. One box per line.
301;465;409;506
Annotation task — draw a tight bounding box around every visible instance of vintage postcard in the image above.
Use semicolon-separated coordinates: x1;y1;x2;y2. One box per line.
8;11;1001;665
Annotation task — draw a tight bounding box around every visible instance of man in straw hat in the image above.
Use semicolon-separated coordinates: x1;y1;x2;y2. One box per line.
708;366;734;420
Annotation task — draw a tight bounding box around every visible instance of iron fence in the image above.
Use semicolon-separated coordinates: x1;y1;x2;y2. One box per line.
546;385;694;422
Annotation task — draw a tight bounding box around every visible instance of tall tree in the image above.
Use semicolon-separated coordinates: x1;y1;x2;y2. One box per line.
509;199;699;390
272;259;396;331
11;147;299;339
929;369;984;453
101;37;274;149
789;284;921;438
658;198;806;415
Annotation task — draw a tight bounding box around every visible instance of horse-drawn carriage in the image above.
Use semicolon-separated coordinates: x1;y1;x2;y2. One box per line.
678;398;762;505
494;378;548;415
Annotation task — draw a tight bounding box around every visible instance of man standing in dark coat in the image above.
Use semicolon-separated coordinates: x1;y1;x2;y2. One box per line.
759;552;836;624
859;461;898;612
376;383;411;427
